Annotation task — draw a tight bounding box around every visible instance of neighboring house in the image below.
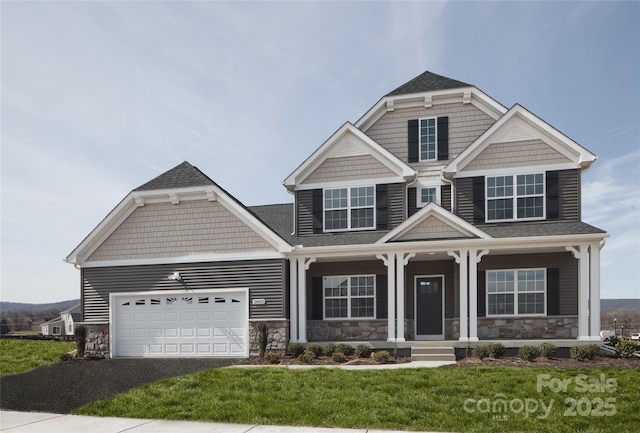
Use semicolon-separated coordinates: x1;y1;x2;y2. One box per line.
41;304;81;337
65;71;608;358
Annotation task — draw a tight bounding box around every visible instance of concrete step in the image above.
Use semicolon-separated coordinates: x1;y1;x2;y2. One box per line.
411;346;455;355
411;354;456;362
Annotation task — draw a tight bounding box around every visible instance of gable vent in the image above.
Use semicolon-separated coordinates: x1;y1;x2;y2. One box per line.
494;122;535;143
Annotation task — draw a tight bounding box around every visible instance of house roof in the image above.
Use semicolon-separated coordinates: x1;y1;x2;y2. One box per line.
385;70;471;96
134;161;215;191
480;221;606;238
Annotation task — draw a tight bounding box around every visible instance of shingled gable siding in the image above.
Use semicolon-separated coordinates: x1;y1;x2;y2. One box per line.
461;140;573;172
296;183;404;235
301;155;396;184
88;200;275;262
454;169;580;224
396;216;471;241
81;259;287;322
365;102;496;169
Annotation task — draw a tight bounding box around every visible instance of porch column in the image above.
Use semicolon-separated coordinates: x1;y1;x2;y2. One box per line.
567;245;590;340
396;253;415;343
377;254;396;342
289;258;298;342
589;242;602;340
297;257;316;343
468;249;488;342
448;249;468;341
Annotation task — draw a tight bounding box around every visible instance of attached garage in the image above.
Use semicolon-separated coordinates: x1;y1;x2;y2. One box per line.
110;289;248;358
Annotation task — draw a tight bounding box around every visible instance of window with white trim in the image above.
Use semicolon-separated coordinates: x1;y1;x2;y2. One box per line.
324;275;375;319
52;326;61;335
420;118;437;160
486;173;544;222
324;186;374;231
487;269;546;316
417;185;441;207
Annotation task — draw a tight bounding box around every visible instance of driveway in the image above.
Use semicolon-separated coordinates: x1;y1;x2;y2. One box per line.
0;358;240;413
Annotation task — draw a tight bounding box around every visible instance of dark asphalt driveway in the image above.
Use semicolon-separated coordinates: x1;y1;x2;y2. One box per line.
0;358;240;413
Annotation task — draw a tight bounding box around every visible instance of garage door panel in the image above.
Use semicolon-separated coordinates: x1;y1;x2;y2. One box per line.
197;328;211;337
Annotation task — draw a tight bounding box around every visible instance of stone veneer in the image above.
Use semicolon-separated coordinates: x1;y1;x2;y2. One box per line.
249;320;288;355
80;323;110;358
477;317;578;339
308;320;388;341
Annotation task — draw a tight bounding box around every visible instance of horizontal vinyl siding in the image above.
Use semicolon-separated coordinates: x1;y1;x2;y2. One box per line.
478;252;577;315
455;177;474;223
296;190;314;235
558;169;580;221
82;259;287;322
442;184;452;212
387;183;405;229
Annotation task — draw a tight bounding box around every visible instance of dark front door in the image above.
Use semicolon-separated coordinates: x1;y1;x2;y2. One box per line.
416;276;443;338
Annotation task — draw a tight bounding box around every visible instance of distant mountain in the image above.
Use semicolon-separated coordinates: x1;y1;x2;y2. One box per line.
0;299;80;313
601;299;640;312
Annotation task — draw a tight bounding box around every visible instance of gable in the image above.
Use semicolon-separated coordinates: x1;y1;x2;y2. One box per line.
462;139;573;172
301;154;396;185
87;200;277;262
395;214;477;241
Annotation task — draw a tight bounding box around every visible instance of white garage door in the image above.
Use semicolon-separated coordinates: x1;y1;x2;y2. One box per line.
111;289;248;358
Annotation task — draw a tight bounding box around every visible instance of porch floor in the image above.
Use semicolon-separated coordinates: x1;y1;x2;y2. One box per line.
309;339;601;349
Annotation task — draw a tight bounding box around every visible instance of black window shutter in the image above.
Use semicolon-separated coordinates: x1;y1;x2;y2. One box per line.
546;171;559;220
437;116;449;160
376;274;388;319
408;119;419;163
547;268;560;316
472;177;485;224
311;277;324;320
312;189;323;234
407;187;418;217
376;184;388;230
477;270;486;318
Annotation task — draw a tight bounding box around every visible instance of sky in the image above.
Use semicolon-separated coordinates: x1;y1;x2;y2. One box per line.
1;1;639;304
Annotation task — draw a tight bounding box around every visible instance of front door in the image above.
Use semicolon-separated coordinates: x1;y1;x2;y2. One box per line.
415;276;444;340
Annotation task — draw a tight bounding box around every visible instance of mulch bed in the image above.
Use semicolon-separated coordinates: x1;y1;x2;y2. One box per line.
238;355;412;366
454;355;640;370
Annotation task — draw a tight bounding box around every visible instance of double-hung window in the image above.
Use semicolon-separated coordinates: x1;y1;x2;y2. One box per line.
486;173;544;222
420;118;437;160
324;275;375;319
487;269;546;316
324;186;374;231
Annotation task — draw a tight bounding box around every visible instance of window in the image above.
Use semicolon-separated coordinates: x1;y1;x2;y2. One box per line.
487;269;546;316
420;118;437;160
67;323;72;333
324;186;374;231
486;173;544;222
52;326;61;335
417;185;441;207
324;275;375;319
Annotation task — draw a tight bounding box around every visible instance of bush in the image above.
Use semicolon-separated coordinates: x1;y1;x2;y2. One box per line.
331;352;346;363
609;335;620;347
570;344;599;361
615;339;637;358
518;345;540;361
323;343;337;356
539;342;557;358
355;344;372;358
256;322;268;358
336;343;355;356
372;350;390;363
471;345;490;360
286;343;305;357
297;350;315;364
487;343;506;359
74;325;87;358
264;352;281;364
306;343;324;357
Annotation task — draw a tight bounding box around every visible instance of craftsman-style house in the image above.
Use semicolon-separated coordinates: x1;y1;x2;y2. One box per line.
66;71;607;358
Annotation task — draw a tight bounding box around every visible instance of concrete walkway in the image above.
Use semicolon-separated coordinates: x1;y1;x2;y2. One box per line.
0;411;447;433
230;360;456;370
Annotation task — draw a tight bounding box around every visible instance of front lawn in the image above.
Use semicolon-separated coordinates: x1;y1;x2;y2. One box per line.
0;339;76;376
75;367;639;432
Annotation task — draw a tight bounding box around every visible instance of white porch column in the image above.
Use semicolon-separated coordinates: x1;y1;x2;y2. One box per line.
377;254;396;342
396;253;415;343
567;245;590;340
467;249;488;342
589;242;601;340
448;249;468;341
296;258;315;343
289;258;298;342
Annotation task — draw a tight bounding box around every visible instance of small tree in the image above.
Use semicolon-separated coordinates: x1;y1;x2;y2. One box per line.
74;325;87;357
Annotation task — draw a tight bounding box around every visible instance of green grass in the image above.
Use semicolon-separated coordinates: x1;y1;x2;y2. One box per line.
0;339;76;376
75;367;640;432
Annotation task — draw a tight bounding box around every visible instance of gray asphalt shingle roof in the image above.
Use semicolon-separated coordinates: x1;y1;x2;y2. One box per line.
134;161;215;191
385;70;471;96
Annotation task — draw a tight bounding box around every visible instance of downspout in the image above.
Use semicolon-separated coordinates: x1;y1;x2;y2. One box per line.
440;169;454;213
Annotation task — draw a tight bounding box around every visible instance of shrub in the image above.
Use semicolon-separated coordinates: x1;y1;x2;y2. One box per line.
287;343;305;357
539;342;557;358
471;345;490;360
355;344;372;358
518;345;540;361
336;343;355;356
323;343;337;356
306;343;324;357
331;352;346;363
570;344;599;361
297;350;315;364
264;352;281;364
615;339;637;358
372;350;390;363
609;335;620;347
487;343;506;359
256;322;268;358
74;325;87;358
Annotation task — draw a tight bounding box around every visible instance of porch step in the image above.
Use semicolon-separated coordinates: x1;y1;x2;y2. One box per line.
411;346;456;362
